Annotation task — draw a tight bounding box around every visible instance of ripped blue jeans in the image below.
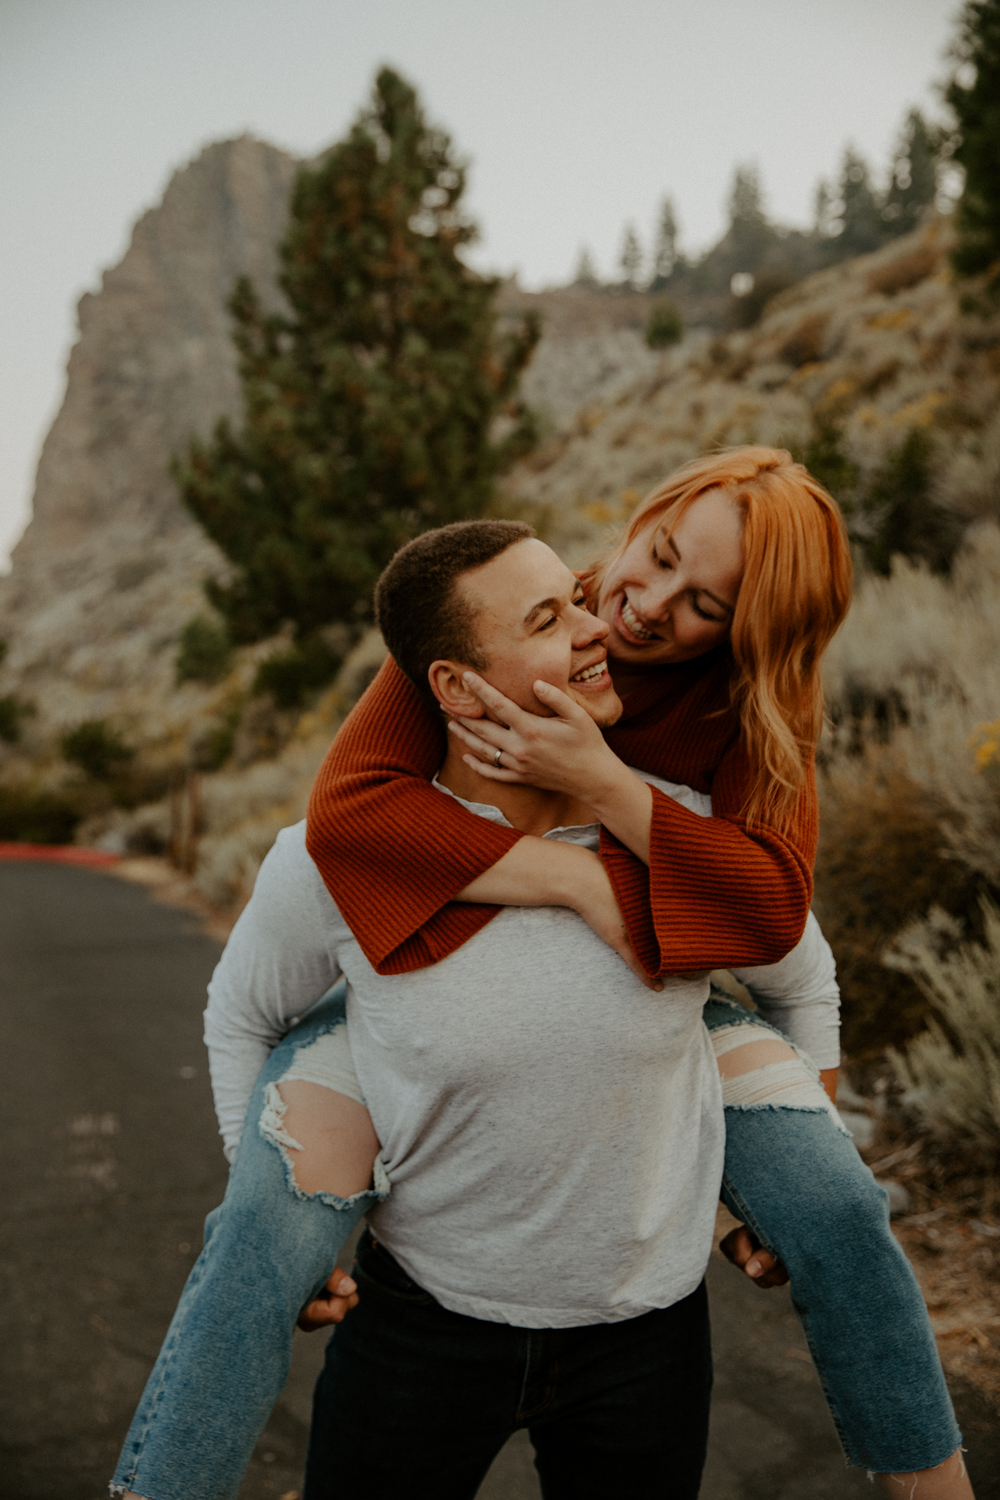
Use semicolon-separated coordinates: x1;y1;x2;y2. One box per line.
111;987;959;1500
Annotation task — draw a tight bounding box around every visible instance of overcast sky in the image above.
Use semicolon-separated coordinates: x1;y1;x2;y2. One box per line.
0;0;960;567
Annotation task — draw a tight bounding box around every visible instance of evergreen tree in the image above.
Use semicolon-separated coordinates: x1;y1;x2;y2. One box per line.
176;69;540;695
861;429;960;576
573;246;599;287
651;197;679;285
883;110;939;236
813;180;837;240
726;164;774;268
835;147;886;256
645;297;683;349
946;0;1000;283
618;222;644;287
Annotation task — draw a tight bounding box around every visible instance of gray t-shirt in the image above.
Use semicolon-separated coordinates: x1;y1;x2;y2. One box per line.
203;774;837;1328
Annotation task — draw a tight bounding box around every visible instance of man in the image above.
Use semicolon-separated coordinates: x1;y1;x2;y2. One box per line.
196;521;836;1498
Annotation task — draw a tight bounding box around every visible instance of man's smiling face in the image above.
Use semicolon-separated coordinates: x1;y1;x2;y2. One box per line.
447;538;623;728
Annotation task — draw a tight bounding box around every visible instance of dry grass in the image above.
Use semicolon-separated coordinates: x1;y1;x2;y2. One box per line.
822;527;1000;892
815;526;1000;1055
83;630;389;913
865;242;941;297
885;899;1000;1154
813;759;982;1054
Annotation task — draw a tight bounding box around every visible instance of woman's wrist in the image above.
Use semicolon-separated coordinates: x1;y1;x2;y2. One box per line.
583;763;655;866
456;836;599;910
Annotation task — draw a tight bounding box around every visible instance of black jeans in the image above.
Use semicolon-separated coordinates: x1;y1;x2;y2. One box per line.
304;1230;713;1500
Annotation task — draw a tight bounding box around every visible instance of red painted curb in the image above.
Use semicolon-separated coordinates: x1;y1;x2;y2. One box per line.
0;843;120;866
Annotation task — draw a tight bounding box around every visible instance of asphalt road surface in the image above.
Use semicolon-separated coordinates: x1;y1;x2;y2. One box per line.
1;860;996;1500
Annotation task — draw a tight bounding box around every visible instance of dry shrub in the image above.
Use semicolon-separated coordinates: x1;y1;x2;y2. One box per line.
937;409;1000;522
818;527;1000;1051
778;312;829;368
822;531;1000;891
885;898;1000;1156
866;242;939;297
814;757;982;1054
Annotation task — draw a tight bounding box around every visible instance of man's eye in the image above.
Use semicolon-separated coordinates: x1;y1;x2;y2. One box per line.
539;615;558;630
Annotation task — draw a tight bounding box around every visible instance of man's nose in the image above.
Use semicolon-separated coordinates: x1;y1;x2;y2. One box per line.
572;608;610;648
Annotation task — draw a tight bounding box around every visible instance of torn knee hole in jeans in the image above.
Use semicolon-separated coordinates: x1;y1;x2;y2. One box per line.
711;1024;845;1124
259;1082;390;1202
258;1031;390;1203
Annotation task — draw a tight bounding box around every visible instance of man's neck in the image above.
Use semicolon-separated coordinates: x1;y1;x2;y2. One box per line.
436;747;595;837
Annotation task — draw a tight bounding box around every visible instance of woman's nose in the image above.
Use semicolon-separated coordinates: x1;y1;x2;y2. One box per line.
637;575;680;620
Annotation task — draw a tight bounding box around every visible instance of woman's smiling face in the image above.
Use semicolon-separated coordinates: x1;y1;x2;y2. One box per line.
595;488;745;668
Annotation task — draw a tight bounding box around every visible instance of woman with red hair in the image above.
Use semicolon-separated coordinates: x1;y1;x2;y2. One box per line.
115;448;970;1500
301;446;967;1496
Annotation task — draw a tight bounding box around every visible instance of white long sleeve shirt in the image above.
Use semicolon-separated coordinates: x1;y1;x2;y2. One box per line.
203;772;839;1330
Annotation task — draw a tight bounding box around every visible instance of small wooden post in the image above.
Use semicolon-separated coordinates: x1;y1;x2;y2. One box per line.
169;770;184;869
185;769;201;874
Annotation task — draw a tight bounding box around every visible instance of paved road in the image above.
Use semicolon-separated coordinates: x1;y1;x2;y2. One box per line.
1;861;996;1500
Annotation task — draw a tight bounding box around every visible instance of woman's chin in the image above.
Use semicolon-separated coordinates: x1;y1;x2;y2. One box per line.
607;630;673;667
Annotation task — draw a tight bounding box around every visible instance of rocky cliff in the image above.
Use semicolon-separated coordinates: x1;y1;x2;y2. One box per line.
0;137;297;761
0;135;659;774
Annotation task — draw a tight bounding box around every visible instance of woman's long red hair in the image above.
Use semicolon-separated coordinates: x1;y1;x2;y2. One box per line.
581;447;853;829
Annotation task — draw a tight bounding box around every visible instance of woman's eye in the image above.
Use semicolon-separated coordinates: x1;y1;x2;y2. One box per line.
692;597;724;623
652;546;672;570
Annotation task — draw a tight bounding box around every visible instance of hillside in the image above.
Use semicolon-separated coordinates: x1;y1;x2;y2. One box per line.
2;141;999;927
506;221;1000;564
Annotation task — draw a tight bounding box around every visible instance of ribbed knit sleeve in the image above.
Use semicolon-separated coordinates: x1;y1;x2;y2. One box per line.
306;657;522;975
307;648;818;978
599;747;817;976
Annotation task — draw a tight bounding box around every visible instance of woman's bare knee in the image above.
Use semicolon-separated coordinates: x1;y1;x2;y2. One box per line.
273;1081;380;1197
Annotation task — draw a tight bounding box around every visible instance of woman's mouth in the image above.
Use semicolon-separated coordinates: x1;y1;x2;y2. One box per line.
617;596;657;643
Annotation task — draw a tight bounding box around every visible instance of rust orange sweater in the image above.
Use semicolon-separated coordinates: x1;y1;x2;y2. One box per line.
306;651;816;977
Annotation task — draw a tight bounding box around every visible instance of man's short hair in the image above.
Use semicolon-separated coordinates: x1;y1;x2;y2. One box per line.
375;520;536;705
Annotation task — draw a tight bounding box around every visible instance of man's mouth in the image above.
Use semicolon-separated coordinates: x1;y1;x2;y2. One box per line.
570;658;609;686
618;597;657;643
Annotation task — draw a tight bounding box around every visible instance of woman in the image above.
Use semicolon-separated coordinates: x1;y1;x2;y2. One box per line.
114;448;969;1500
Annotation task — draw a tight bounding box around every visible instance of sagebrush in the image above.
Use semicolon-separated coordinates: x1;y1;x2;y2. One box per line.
885;898;1000;1155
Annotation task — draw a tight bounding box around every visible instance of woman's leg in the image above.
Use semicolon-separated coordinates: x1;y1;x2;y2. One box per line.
110;983;387;1500
703;991;968;1492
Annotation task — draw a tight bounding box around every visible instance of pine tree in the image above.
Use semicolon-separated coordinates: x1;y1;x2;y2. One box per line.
883;110;939;236
813;180;837;240
573;247;599;287
618;222;644;288
726;164;774;267
175;69;539;696
947;0;1000;283
835;147;886;256
651;197;679;286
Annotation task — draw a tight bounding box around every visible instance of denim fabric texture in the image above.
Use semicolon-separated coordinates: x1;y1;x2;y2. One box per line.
111;987;961;1499
304;1230;712;1500
704;989;960;1473
111;986;380;1500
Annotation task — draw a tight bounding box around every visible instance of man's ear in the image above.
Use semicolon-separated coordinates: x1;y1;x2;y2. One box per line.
427;660;486;718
